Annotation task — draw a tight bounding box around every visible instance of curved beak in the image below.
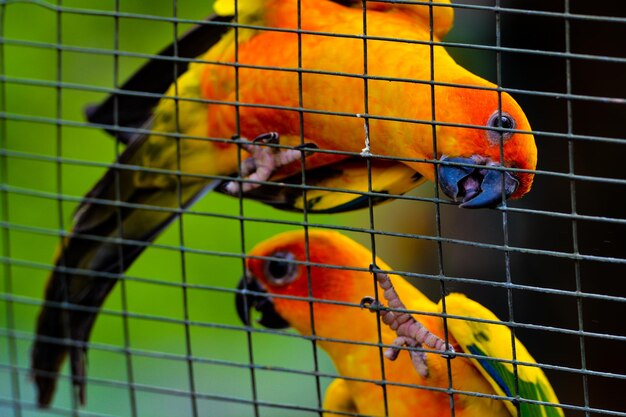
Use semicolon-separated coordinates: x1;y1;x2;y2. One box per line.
437;156;519;209
236;275;290;329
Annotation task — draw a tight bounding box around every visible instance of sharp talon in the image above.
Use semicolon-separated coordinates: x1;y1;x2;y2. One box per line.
409;350;429;378
360;296;377;310
220;181;234;194
441;345;457;359
252;132;279;144
384;347;401;361
360;296;375;308
292;143;318;157
295;142;318;150
231;134;240;140
369;263;379;273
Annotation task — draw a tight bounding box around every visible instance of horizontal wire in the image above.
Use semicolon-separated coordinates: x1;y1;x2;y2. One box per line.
3;279;625;350
5;302;624;383
2;204;626;264
0;397;120;417
4;294;626;384
0;80;626;144
3;118;626;189
3;322;624;393
0;365;574;417
2;0;626;54
0;330;623;416
2;73;625;145
0;334;612;415
3;247;626;307
3;175;626;228
2;46;625;108
4;0;626;24
1;70;621;151
3;212;626;268
0;332;622;417
1;181;625;272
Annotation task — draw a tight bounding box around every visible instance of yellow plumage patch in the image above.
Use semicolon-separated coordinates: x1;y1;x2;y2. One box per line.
213;0;266;22
444;294;564;417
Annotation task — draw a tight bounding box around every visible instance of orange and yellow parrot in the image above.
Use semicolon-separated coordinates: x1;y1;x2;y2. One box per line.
31;0;537;406
238;230;562;417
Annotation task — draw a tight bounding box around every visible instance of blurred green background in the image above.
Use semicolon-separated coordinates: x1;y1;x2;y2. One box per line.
1;1;625;416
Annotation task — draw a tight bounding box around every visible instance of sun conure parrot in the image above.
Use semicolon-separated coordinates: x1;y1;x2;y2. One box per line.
238;230;562;417
31;0;537;407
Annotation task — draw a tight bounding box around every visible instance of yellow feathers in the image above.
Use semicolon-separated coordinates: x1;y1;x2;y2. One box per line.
213;0;266;20
445;294;564;417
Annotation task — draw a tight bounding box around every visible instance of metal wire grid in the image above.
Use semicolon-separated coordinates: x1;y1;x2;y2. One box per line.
0;1;625;417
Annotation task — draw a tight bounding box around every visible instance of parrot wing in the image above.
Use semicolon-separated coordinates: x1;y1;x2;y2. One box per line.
33;31;221;404
32;138;215;406
444;294;564;417
228;157;424;213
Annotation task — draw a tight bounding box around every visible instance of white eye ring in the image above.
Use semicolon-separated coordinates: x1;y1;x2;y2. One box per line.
486;111;516;143
264;252;299;285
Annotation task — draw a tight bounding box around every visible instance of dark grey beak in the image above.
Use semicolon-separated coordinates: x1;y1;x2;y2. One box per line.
236;276;290;329
437;156;519;209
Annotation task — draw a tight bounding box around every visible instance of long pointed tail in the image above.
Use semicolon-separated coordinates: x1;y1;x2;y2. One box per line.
31;157;212;407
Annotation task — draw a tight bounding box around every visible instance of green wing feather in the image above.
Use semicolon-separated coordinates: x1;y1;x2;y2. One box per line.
444;293;564;417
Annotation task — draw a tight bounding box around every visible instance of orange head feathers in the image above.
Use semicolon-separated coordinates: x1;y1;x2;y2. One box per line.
241;229;381;335
435;79;537;204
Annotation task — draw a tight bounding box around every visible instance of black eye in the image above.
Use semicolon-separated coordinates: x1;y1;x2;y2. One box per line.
264;252;298;285
486;111;516;142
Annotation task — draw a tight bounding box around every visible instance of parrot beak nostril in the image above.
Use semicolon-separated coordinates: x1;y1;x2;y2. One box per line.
438;156;518;209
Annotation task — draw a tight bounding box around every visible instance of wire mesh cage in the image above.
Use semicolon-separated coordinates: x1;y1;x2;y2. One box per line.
1;0;625;416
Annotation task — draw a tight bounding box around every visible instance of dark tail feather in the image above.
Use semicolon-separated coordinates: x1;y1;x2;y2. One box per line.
31;180;213;407
85;14;232;143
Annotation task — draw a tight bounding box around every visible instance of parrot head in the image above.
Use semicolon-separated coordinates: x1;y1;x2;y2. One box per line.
433;80;537;208
236;230;378;334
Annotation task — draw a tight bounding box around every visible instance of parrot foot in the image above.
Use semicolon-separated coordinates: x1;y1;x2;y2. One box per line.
360;264;456;377
224;132;317;195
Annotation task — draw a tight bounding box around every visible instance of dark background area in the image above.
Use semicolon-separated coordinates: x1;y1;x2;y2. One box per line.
396;0;626;414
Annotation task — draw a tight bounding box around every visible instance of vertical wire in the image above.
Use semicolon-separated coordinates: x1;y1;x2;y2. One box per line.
428;2;455;414
295;2;324;415
494;1;521;411
111;1;139;415
170;1;199;415
0;3;23;416
564;1;590;414
53;1;79;413
232;2;261;415
360;3;391;416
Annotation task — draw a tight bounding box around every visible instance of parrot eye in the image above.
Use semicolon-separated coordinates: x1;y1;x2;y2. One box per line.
264;252;298;285
486;111;516;143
